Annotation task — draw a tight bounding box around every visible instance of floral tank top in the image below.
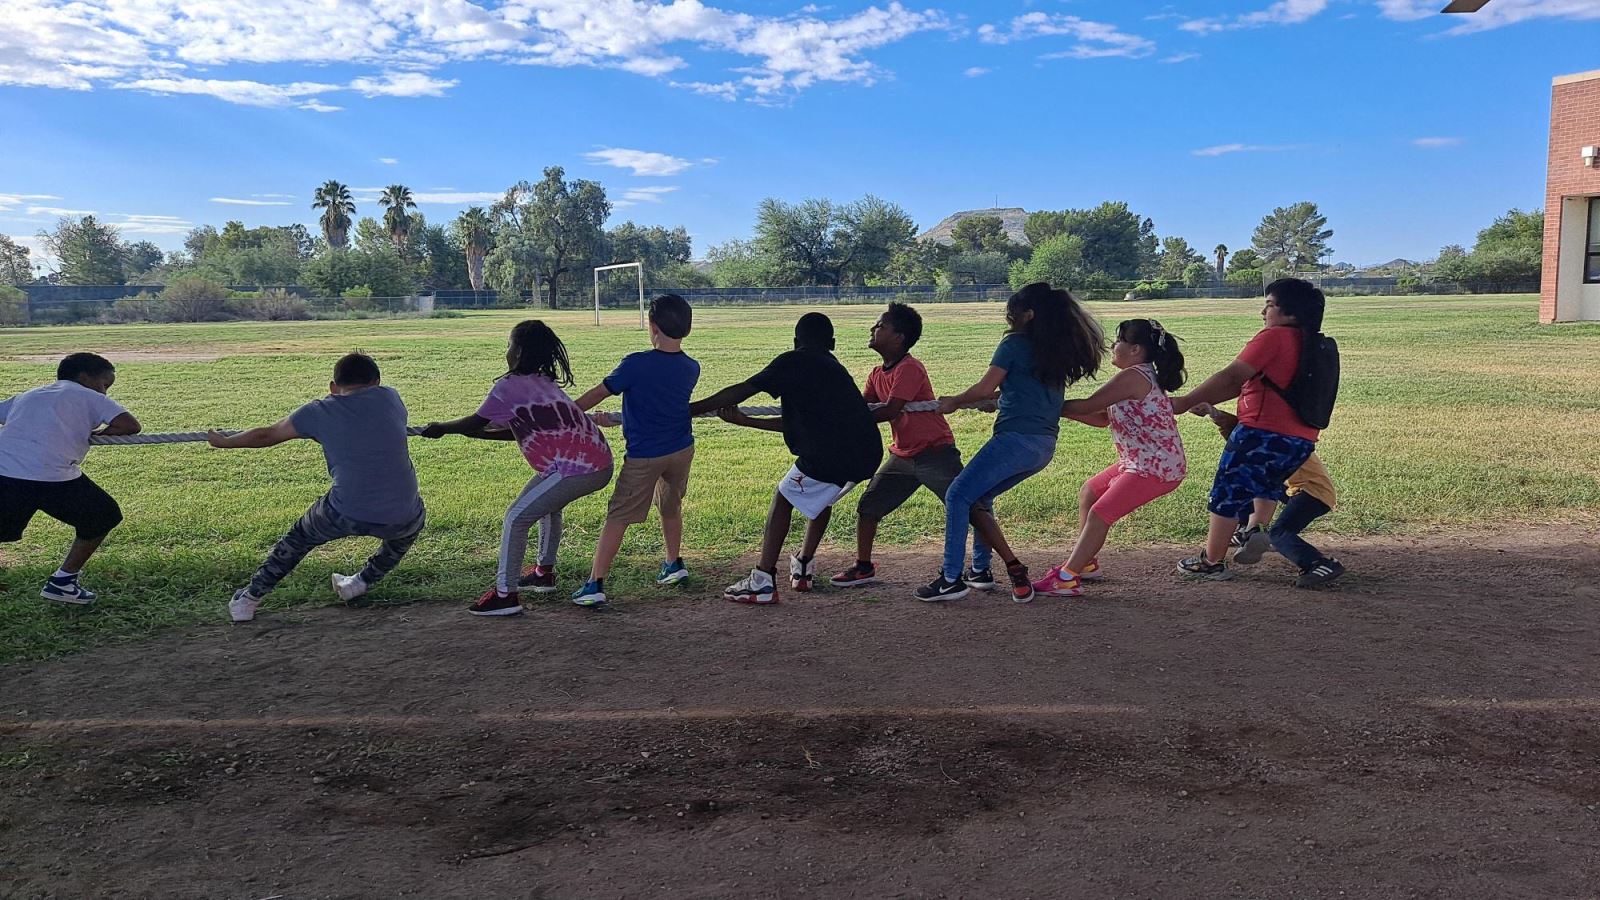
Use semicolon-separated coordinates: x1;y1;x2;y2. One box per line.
1107;364;1186;483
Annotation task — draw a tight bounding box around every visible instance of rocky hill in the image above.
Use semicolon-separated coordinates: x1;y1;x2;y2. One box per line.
918;207;1031;247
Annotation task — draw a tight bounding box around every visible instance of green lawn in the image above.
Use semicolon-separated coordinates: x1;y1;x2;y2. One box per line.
2;294;1596;661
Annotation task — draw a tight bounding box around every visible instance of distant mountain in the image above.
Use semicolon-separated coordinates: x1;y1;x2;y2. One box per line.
918;207;1031;247
1358;258;1421;272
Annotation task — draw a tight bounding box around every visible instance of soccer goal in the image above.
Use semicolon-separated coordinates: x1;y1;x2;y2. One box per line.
593;262;646;328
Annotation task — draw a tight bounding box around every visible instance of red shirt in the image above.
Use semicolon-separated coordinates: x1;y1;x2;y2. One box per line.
1237;326;1320;442
864;355;955;458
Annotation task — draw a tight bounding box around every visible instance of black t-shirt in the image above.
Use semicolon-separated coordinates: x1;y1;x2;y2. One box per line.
748;348;883;486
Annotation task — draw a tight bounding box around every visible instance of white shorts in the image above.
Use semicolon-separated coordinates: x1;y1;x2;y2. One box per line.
777;464;858;521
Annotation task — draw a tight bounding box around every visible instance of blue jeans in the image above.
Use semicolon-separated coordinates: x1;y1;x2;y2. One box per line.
1269;493;1332;572
941;432;1056;580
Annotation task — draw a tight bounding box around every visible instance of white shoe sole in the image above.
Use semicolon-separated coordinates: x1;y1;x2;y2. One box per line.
916;587;969;603
830;578;878;588
469;605;525;617
331;573;368;602
571;595;607;608
529;584;560;594
656;570;689;585
41;588;95;605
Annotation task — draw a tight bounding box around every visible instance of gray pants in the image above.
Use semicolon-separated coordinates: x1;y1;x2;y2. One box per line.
250;495;425;597
499;466;614;594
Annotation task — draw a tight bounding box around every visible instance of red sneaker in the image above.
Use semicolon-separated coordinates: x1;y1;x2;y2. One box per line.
468;588;524;617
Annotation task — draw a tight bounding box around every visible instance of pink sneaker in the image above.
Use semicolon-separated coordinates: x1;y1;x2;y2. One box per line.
1078;558;1105;582
1031;565;1084;597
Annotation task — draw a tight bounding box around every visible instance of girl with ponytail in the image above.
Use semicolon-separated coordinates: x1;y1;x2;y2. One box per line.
1034;318;1188;597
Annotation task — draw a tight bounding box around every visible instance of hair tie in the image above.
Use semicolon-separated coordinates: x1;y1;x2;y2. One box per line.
1149;319;1167;348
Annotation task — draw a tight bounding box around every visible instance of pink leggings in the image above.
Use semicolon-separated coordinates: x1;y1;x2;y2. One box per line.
1085;464;1182;525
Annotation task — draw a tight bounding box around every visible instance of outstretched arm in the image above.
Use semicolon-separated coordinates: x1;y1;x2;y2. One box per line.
573;383;612;412
420;413;514;440
1171;360;1256;416
208;417;295;449
937;366;1007;415
97;412;143;438
1062;369;1147;427
872;396;908;423
689;380;760;417
718;406;784;432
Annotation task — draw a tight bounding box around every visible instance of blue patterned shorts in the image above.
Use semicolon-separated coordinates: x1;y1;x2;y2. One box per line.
1208;425;1316;518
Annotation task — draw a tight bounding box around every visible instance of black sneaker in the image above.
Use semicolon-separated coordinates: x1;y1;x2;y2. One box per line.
965;567;997;591
1177;554;1234;581
914;574;969;603
1232;526;1271;565
1006;562;1034;603
518;565;558;593
1295;558;1346;589
468;589;524;617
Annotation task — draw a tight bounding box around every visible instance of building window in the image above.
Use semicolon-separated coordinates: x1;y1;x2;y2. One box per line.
1588;198;1600;284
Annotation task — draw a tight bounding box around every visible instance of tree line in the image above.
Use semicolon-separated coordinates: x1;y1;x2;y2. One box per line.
0;173;1543;305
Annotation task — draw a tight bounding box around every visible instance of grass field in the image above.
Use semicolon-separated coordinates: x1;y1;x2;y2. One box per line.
2;293;1597;662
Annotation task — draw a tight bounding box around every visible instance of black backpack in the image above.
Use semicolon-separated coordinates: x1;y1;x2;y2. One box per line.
1261;331;1339;430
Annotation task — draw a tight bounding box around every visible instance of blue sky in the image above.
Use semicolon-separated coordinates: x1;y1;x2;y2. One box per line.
2;0;1597;272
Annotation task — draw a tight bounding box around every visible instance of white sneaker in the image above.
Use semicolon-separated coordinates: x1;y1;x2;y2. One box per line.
725;568;779;604
229;589;261;623
789;554;815;592
41;577;96;605
331;572;368;602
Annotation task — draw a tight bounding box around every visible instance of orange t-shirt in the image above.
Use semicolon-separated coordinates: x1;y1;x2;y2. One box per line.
864;355;955;459
1237;326;1320;442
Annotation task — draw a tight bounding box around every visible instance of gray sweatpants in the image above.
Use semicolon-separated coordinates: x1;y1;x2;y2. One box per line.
249;495;426;597
498;465;614;594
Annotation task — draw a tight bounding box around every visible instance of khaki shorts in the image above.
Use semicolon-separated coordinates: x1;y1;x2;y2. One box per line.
604;444;695;525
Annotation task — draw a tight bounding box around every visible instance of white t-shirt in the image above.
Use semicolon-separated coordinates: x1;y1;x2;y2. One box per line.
0;381;128;482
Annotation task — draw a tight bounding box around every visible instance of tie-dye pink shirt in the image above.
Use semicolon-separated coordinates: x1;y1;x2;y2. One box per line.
476;374;613;476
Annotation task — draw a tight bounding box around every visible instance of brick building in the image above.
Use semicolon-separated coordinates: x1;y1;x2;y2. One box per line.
1542;69;1600;323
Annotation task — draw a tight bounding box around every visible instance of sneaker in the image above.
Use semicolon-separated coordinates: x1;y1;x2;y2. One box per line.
469;588;524;617
789;554;815;592
656;558;690;586
1007;562;1034;603
331;572;368;602
41;576;96;605
964;567;997;591
228;588;260;622
519;565;559;594
1295;558;1346;590
726;569;779;605
1229;525;1251;549
1077;558;1105;582
1177;554;1235;581
914;573;969;602
830;560;878;588
1032;565;1083;598
1232;527;1271;565
570;580;607;608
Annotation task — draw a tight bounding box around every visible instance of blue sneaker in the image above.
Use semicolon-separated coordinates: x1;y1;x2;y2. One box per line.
41;576;97;605
656;558;689;585
571;579;607;608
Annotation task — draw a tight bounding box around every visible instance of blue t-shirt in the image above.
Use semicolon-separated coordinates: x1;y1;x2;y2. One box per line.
289;385;423;526
604;349;701;459
990;334;1065;437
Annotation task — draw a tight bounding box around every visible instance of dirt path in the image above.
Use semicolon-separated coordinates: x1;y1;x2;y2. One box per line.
3;529;1600;899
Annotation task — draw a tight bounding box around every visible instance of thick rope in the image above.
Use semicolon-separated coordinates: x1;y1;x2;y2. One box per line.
69;399;977;446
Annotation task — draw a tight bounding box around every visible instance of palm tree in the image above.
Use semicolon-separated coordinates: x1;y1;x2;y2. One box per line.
453;206;493;291
311;180;356;250
379;185;417;252
1214;243;1228;281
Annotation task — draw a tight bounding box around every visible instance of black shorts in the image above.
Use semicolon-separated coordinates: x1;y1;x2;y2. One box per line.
0;474;123;542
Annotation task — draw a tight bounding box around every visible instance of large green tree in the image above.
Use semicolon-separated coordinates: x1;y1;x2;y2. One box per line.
705;239;779;288
0;234;33;284
753;194;916;286
606;222;693;272
452;207;494;291
380;185;418;252
1025;202;1157;280
1007;233;1088;289
1251;201;1333;270
40;216;125;284
301;245;413;297
1156;236;1206;281
950;215;1022;257
488;168;611;307
312;180;357;249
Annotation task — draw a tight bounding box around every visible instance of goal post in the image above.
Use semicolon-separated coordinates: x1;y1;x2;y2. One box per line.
593;262;646;329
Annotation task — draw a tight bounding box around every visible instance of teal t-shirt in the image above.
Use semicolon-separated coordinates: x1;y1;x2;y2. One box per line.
990;334;1064;436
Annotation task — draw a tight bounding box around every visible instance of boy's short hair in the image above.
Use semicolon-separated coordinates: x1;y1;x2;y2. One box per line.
333;352;382;386
795;312;834;350
1266;278;1326;332
649;294;692;340
57;352;114;382
883;301;923;351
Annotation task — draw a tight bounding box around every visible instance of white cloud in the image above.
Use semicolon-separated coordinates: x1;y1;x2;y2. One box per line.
0;0;946;107
410;191;503;204
254;193;295;199
211;197;294;206
584;148;694;177
1192;143;1299;157
1412;136;1463;148
964;66;991;77
613;186;679;209
349;72;457;97
0;192;61;212
1416;0;1600;33
1161;52;1200;63
979;13;1155;59
28;205;96;216
377;157;399;165
1182;0;1329;34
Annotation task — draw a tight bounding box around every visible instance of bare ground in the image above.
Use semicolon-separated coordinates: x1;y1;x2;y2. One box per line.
3;528;1600;899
